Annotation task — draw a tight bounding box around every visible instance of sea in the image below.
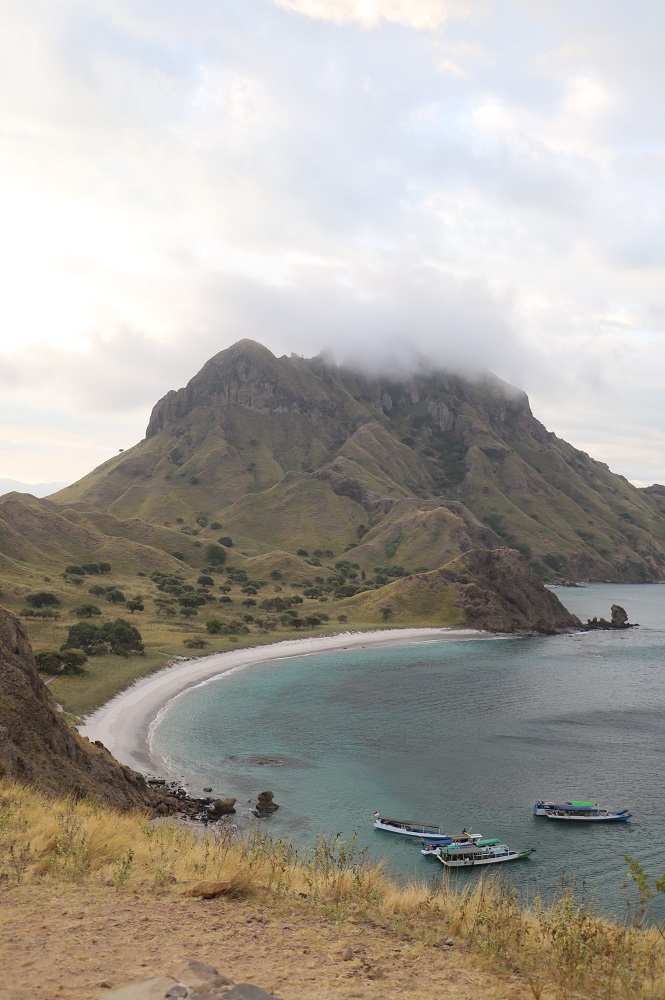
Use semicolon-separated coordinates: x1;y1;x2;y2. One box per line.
149;583;665;919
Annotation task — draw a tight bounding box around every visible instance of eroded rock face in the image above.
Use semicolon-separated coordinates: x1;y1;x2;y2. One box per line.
0;607;156;810
439;547;582;633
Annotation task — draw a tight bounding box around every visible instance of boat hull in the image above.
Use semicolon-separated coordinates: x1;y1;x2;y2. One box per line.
373;818;449;837
545;812;631;821
438;848;534;868
533;802;630;821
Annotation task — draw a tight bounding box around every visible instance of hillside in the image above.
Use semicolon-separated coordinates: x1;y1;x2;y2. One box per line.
0;607;155;809
52;339;665;582
0;338;660;703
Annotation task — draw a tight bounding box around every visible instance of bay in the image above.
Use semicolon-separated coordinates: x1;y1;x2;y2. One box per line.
150;583;665;918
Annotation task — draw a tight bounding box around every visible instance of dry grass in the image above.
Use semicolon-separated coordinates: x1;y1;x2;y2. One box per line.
0;780;663;998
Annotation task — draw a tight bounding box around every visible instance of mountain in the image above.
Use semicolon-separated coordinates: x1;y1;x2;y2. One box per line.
0;478;68;498
51;339;665;582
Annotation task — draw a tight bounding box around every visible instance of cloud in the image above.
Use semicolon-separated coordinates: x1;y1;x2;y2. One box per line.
1;1;665;484
270;0;456;30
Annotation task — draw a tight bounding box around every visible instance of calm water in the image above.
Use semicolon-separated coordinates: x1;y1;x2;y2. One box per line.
150;584;665;917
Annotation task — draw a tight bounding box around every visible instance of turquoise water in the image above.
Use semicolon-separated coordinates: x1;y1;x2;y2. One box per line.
150;583;665;917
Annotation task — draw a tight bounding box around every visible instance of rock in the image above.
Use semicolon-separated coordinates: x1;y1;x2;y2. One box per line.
203;786;212;792
170;959;233;991
184;880;233;899
584;604;637;630
165;988;188;998
96;976;178;999
611;604;628;626
254;790;279;816
209;797;236;816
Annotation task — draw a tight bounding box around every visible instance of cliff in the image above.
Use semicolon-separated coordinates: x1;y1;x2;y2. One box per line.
338;546;582;633
0;607;155;810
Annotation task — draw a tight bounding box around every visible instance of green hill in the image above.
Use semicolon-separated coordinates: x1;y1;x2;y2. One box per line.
51;338;665;582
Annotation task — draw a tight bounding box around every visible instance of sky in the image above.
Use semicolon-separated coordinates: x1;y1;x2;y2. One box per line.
2;0;665;489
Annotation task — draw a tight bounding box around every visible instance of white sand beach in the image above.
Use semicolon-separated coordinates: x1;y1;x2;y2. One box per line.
79;628;483;776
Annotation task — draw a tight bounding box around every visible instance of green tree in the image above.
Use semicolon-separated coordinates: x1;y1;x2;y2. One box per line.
126;599;144;613
206;618;223;634
205;543;227;566
72;604;102;618
99;619;144;656
106;589;126;604
25;591;61;609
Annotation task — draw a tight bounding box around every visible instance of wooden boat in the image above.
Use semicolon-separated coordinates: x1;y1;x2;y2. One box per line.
534;800;631;821
373;811;480;840
421;836;496;857
436;842;534;868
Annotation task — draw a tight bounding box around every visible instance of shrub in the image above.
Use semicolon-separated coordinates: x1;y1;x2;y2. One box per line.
217;536;233;548
65;565;85;576
197;575;214;587
105;589;126;604
206;618;223;634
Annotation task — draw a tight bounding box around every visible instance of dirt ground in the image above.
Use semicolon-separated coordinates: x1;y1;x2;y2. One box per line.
0;883;528;1000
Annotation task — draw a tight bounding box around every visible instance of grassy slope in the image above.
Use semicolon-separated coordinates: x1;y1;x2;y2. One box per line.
0;780;662;1000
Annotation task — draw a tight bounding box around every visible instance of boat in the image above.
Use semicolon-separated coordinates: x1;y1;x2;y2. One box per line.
534;800;631;821
421;836;496;857
373;812;480;840
436;842;535;868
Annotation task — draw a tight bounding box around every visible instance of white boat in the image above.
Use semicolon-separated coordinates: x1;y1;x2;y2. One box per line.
534;800;631;821
421;836;495;857
373;811;479;841
436;842;534;868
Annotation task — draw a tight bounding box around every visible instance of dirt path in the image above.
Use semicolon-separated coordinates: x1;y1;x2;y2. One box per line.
0;884;527;1000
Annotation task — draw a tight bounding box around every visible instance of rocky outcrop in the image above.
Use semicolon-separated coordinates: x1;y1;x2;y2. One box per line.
253;790;279;817
583;604;638;630
0;607;157;810
439;547;582;633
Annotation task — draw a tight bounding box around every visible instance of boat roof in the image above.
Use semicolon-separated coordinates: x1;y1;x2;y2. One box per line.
376;815;442;827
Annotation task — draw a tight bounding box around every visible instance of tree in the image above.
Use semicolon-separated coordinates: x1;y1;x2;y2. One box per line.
25;591;61;609
73;604;102;618
35;649;87;676
217;536;233;547
61;618;143;657
379;606;393;622
206;618;223;634
126;599;144;613
205;543;227;566
61;621;101;654
197;575;214;587
106;589;126;604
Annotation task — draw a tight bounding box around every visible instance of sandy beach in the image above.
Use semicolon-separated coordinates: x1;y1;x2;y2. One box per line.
79;627;482;776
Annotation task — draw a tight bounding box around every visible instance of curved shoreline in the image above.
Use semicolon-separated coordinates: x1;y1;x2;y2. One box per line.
78;627;486;777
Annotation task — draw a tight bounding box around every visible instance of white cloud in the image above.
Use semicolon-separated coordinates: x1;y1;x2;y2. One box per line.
270;0;456;30
1;0;665;485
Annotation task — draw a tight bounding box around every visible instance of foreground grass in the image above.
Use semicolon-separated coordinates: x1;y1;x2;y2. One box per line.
0;781;663;999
